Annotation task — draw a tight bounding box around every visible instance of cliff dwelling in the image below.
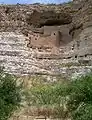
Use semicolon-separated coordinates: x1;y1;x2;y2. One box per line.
0;0;91;78
27;25;72;54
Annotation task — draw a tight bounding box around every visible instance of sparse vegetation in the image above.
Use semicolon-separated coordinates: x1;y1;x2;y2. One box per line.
25;82;69;119
25;73;92;120
0;67;91;120
0;67;92;120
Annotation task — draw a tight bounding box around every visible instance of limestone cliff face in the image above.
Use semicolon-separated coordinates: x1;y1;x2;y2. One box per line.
0;0;92;79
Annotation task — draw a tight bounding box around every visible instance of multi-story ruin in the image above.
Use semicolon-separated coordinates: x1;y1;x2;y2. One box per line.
26;25;72;56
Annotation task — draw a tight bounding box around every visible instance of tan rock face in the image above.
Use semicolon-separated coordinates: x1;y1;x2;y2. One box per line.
0;32;52;75
26;10;72;27
0;4;73;32
0;1;92;78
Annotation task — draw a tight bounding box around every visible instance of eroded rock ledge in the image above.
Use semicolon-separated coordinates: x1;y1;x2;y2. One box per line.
0;0;92;79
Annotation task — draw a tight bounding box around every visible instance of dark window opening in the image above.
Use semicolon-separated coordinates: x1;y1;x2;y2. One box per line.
35;38;37;40
54;33;55;35
27;43;31;47
38;49;43;52
67;56;72;59
80;56;83;57
72;47;74;50
38;57;43;59
72;44;75;50
85;38;87;40
75;55;77;58
85;54;87;57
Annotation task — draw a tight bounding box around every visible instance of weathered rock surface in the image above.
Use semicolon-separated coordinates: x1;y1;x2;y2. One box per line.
0;0;92;79
26;10;72;27
0;32;53;75
0;31;92;79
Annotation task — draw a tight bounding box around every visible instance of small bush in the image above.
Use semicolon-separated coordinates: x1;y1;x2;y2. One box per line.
67;74;92;120
0;68;22;120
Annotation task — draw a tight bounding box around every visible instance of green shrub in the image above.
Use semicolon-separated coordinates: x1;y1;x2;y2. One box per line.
67;74;92;120
72;103;92;120
0;68;22;120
